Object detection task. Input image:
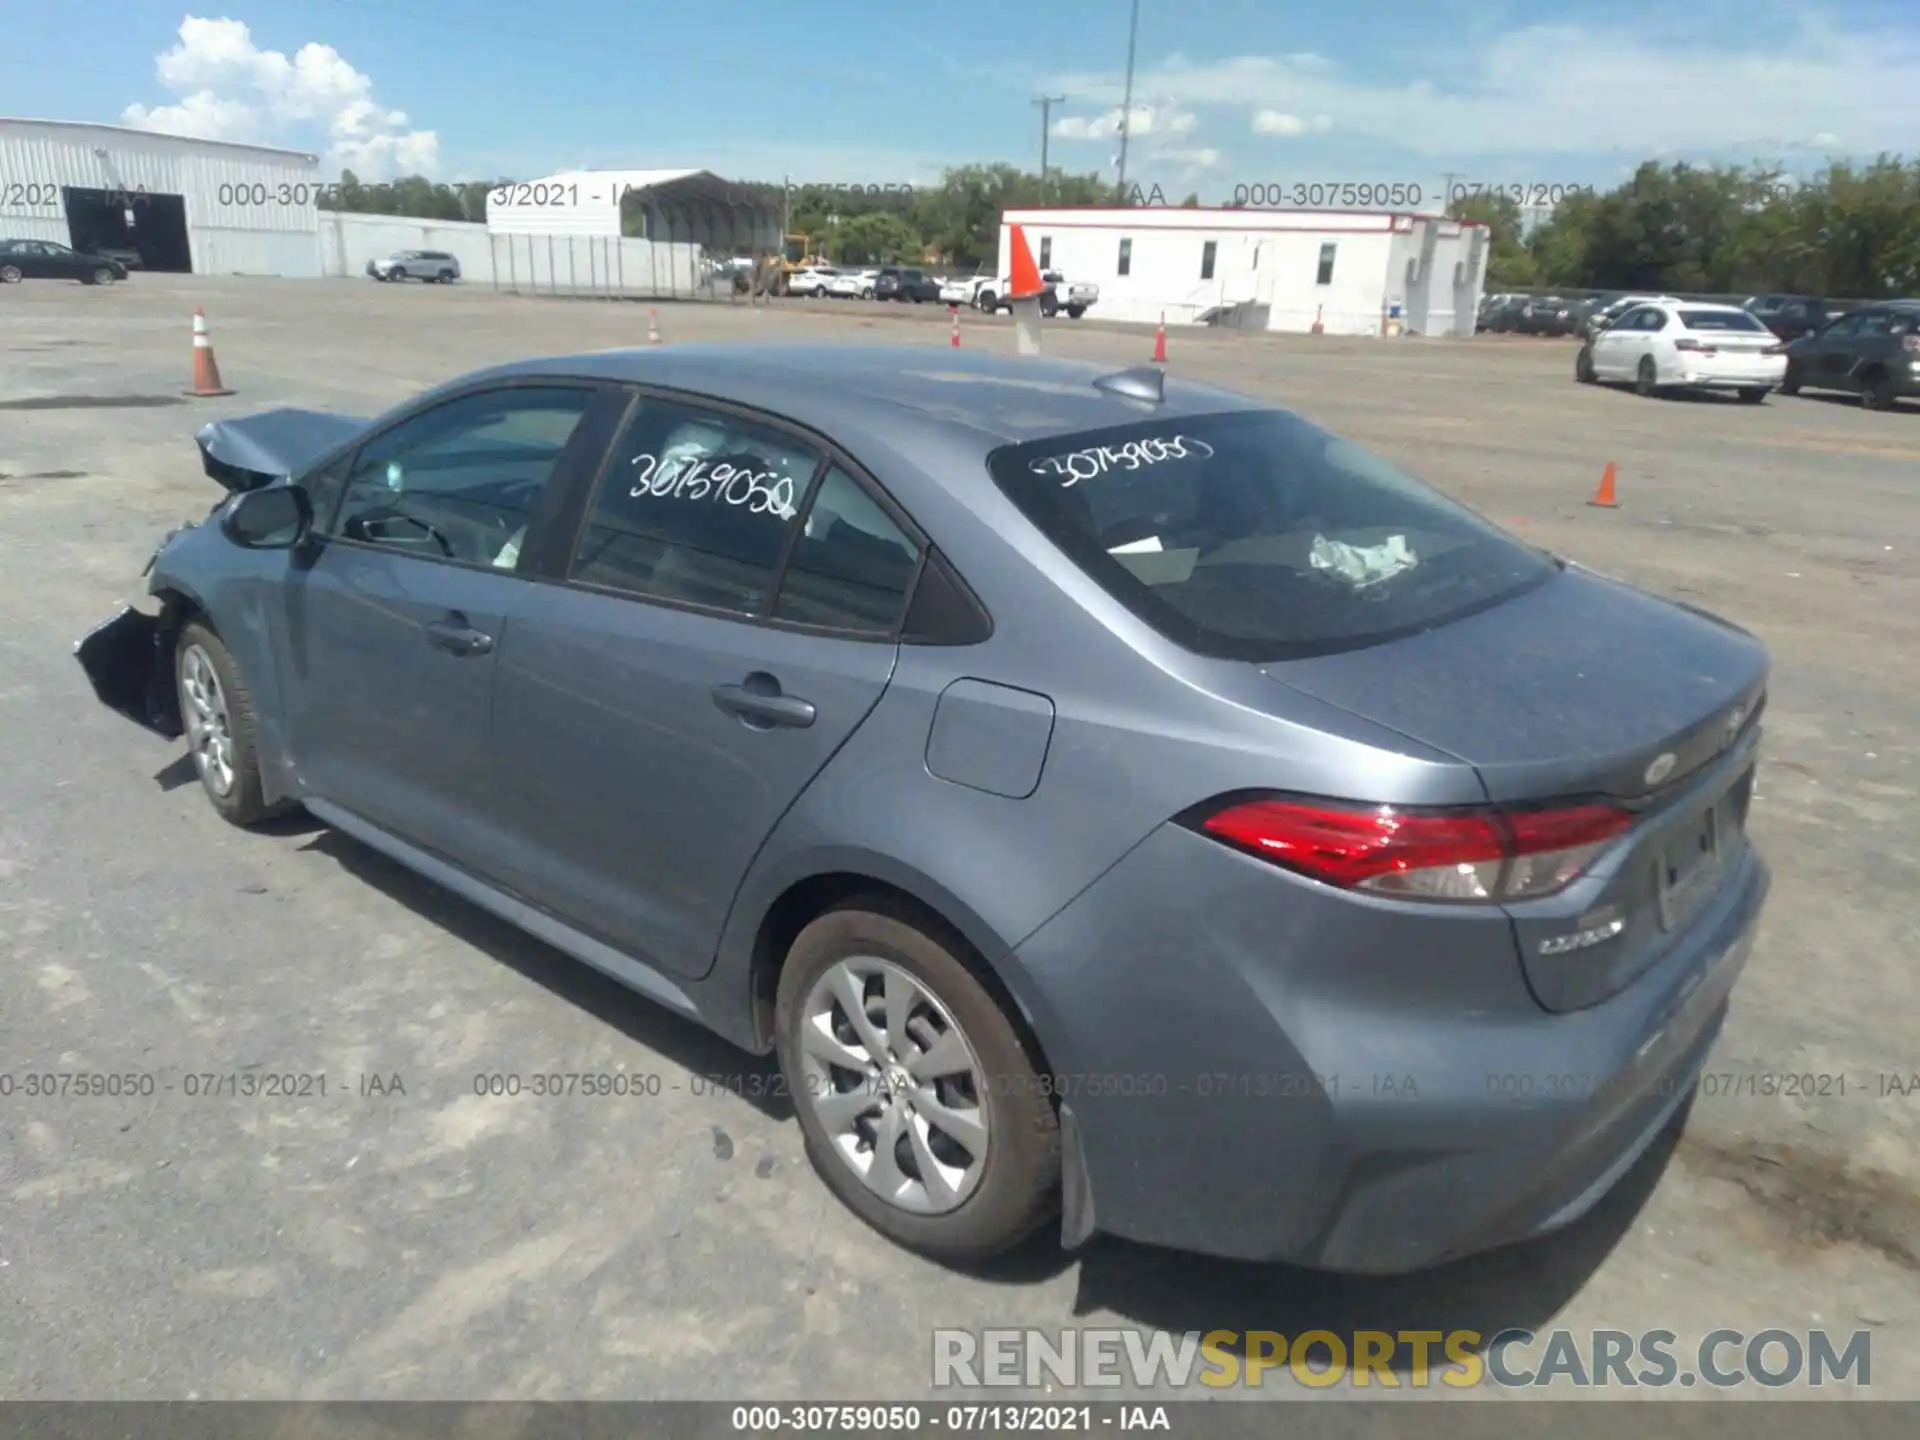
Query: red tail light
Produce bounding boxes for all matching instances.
[1762,344,1786,356]
[1673,338,1716,354]
[1197,797,1633,902]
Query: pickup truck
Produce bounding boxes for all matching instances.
[974,268,1098,318]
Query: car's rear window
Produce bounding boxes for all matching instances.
[1680,309,1767,331]
[986,410,1556,661]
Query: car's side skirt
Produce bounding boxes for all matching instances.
[304,798,704,1020]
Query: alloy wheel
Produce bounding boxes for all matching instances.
[179,644,236,796]
[797,956,990,1215]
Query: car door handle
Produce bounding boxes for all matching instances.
[424,616,493,656]
[712,676,816,728]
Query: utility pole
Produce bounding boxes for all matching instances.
[1439,171,1461,212]
[1116,0,1140,197]
[1034,95,1067,179]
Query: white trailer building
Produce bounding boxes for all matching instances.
[998,207,1491,337]
[0,117,322,276]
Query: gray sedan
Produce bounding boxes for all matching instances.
[77,345,1770,1269]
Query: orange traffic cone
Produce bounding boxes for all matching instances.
[1588,460,1619,508]
[1152,314,1167,363]
[1310,305,1325,336]
[184,306,234,397]
[648,308,663,345]
[950,304,961,348]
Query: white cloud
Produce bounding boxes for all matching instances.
[1051,104,1197,141]
[1046,13,1920,160]
[1251,111,1332,137]
[121,17,439,177]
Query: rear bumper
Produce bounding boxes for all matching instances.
[1008,822,1768,1272]
[1671,358,1787,388]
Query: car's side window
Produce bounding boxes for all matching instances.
[1822,313,1863,338]
[1609,307,1647,331]
[1641,309,1669,331]
[570,399,823,615]
[330,386,596,570]
[1853,311,1893,336]
[774,466,921,632]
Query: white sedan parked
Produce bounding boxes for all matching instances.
[826,269,876,299]
[787,266,838,297]
[1577,300,1787,402]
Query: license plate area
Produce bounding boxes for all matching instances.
[1656,781,1743,930]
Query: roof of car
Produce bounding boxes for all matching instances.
[465,343,1264,447]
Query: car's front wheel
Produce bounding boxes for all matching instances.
[1861,369,1898,411]
[1066,305,1084,319]
[1779,360,1803,395]
[0,264,21,283]
[85,267,116,286]
[1576,345,1596,383]
[1737,387,1769,404]
[176,620,281,826]
[775,903,1061,1263]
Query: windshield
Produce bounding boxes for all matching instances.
[986,410,1556,661]
[1681,309,1767,331]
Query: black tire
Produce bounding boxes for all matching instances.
[976,290,998,312]
[87,267,115,286]
[774,903,1061,1263]
[1576,345,1596,383]
[1779,360,1802,396]
[0,264,21,283]
[174,620,286,827]
[1066,305,1084,319]
[1635,356,1660,398]
[1861,370,1897,410]
[1737,387,1768,404]
[390,267,409,282]
[438,269,456,283]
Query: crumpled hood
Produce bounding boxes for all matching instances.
[197,408,368,491]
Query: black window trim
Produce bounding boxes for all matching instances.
[293,376,624,581]
[545,379,970,645]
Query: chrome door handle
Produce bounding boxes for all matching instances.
[711,675,816,729]
[424,616,493,656]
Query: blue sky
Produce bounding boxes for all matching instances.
[7,1,1919,198]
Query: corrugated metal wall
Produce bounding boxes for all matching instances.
[0,119,323,275]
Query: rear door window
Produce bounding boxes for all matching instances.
[987,410,1555,661]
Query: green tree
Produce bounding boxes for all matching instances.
[1446,190,1536,286]
[826,212,923,264]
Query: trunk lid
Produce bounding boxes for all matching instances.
[1263,565,1768,1010]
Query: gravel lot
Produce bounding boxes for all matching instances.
[2,276,1917,1407]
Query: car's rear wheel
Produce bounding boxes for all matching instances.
[0,264,21,283]
[437,269,455,283]
[1861,369,1897,410]
[1575,345,1596,383]
[1737,387,1768,404]
[1779,360,1803,396]
[1066,305,1084,319]
[1635,356,1660,398]
[775,904,1060,1263]
[175,621,282,826]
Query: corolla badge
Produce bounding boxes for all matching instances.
[1644,752,1678,786]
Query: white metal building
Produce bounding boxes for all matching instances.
[0,117,322,276]
[998,207,1491,337]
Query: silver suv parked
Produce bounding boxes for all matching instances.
[367,250,460,283]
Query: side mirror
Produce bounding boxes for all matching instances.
[221,484,312,549]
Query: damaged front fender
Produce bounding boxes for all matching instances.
[75,602,183,739]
